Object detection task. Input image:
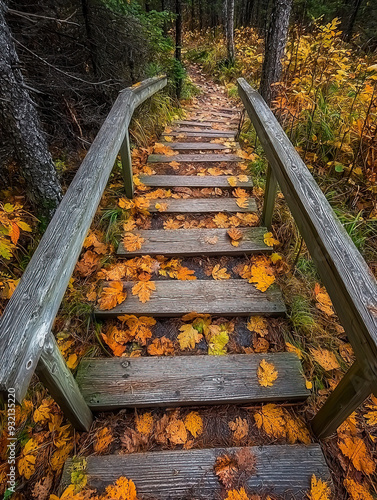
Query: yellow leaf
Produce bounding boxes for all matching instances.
[178,324,203,350]
[184,411,203,438]
[123,232,145,252]
[307,475,332,500]
[227,228,243,242]
[213,213,229,228]
[344,478,374,500]
[229,417,249,441]
[263,232,280,246]
[18,438,38,479]
[249,265,275,292]
[153,142,177,156]
[123,218,136,231]
[33,399,53,424]
[225,488,250,500]
[155,202,169,212]
[236,197,248,208]
[314,283,334,316]
[306,379,313,390]
[257,359,278,387]
[98,281,127,310]
[285,342,302,359]
[270,252,282,263]
[254,404,310,443]
[147,336,174,356]
[212,264,231,280]
[103,476,138,500]
[238,175,249,183]
[208,327,229,355]
[338,436,375,474]
[169,160,180,169]
[177,266,197,280]
[310,348,340,371]
[227,176,238,187]
[94,427,113,454]
[119,198,134,209]
[135,413,154,435]
[66,353,78,369]
[247,316,268,336]
[132,281,156,303]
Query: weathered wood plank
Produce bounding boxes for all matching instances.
[148,153,241,163]
[172,127,236,135]
[160,142,238,150]
[139,175,253,188]
[0,76,167,402]
[95,280,286,318]
[77,353,309,410]
[62,445,331,497]
[174,120,214,127]
[117,227,269,257]
[164,131,236,138]
[147,198,257,213]
[262,164,278,228]
[36,332,93,431]
[238,77,377,390]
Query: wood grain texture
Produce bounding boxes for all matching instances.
[95,279,286,318]
[148,153,241,163]
[164,131,236,138]
[148,198,257,213]
[172,127,236,135]
[36,332,93,431]
[238,77,377,387]
[0,76,167,402]
[139,174,253,188]
[62,445,331,497]
[174,120,214,127]
[160,142,238,150]
[77,353,309,410]
[117,227,269,257]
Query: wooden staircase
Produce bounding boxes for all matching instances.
[63,110,332,497]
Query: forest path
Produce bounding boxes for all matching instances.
[63,66,331,498]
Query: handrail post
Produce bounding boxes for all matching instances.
[261,163,278,229]
[311,360,372,439]
[36,332,93,431]
[120,128,134,199]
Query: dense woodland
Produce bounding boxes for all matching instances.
[1,0,377,499]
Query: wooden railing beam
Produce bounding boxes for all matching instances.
[261,163,278,229]
[311,360,372,439]
[36,332,93,431]
[120,129,134,199]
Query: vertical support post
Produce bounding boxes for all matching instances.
[311,360,372,439]
[120,129,134,199]
[261,163,278,228]
[36,331,93,432]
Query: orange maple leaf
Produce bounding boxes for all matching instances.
[132,281,156,303]
[98,281,127,310]
[123,233,145,252]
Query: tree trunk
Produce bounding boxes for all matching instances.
[259,0,292,106]
[0,1,62,220]
[343,0,363,42]
[175,0,183,99]
[81,0,98,77]
[223,0,235,64]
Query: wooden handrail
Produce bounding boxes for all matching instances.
[0,76,167,421]
[238,77,377,438]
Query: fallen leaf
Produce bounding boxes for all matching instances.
[205,235,219,245]
[224,488,250,500]
[93,427,112,454]
[344,478,373,500]
[212,264,231,280]
[249,265,275,292]
[147,336,175,356]
[310,348,340,371]
[103,476,138,500]
[98,281,127,310]
[178,324,203,350]
[236,197,249,209]
[307,475,332,500]
[213,213,229,228]
[254,404,310,444]
[135,413,154,435]
[214,454,238,489]
[132,281,156,303]
[18,438,38,479]
[247,317,268,336]
[166,418,187,445]
[123,233,145,252]
[155,202,169,212]
[208,327,229,355]
[227,176,238,187]
[314,283,334,316]
[285,342,302,359]
[257,359,278,387]
[229,417,249,441]
[263,232,280,247]
[338,435,375,474]
[184,411,203,438]
[177,266,197,280]
[227,228,243,242]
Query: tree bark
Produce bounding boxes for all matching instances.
[175,0,183,99]
[223,0,235,64]
[0,1,62,219]
[259,0,292,106]
[343,0,363,42]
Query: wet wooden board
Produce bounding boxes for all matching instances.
[160,142,238,150]
[174,120,214,127]
[148,153,241,163]
[139,175,252,188]
[62,445,331,497]
[117,227,268,257]
[164,130,236,138]
[76,353,309,410]
[147,198,257,213]
[94,279,286,318]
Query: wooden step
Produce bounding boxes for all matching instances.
[148,198,257,213]
[62,445,331,497]
[76,353,309,410]
[174,120,214,127]
[160,142,238,151]
[148,153,241,163]
[173,127,236,135]
[164,131,236,138]
[94,280,286,318]
[140,175,253,188]
[117,227,269,257]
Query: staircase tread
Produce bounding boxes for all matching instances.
[94,279,286,318]
[164,131,236,138]
[62,444,331,497]
[117,227,269,257]
[76,352,309,410]
[148,153,241,163]
[159,142,239,150]
[139,174,252,188]
[147,198,257,213]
